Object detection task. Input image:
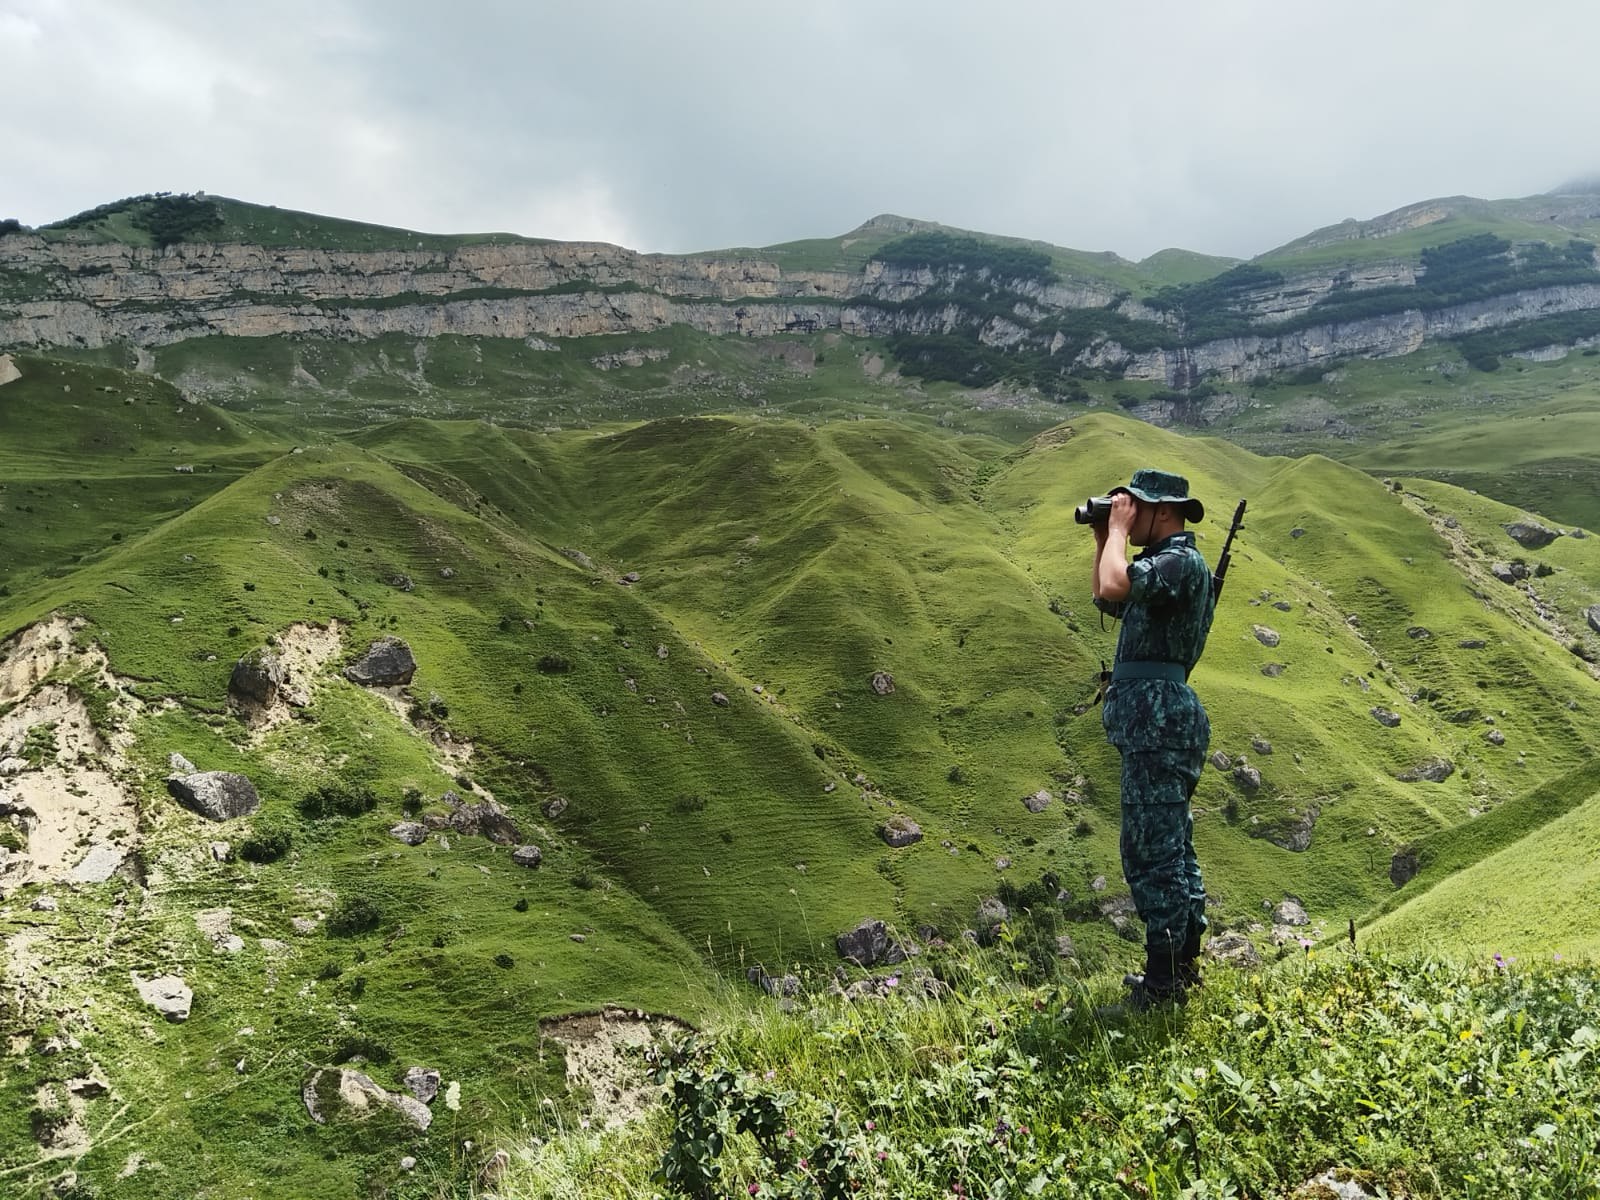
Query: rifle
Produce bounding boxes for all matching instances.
[1212,499,1247,602]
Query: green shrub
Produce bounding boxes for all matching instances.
[327,896,382,936]
[238,819,293,863]
[299,782,378,819]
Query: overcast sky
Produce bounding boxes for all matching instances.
[4,0,1597,261]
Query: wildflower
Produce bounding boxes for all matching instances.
[764,1069,776,1081]
[1459,1028,1476,1041]
[1554,952,1564,963]
[786,1129,796,1140]
[799,1158,809,1170]
[885,974,900,988]
[749,1186,760,1196]
[865,1119,876,1130]
[877,1151,888,1161]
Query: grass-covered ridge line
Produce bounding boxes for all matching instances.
[497,952,1600,1199]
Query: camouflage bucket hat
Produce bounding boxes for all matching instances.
[1111,468,1205,523]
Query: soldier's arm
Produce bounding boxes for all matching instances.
[1094,494,1137,603]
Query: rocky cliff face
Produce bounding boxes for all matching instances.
[3,230,1598,384]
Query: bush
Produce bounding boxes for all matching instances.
[300,782,378,819]
[238,819,293,863]
[327,896,383,936]
[536,654,573,674]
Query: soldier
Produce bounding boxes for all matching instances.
[1091,468,1215,1009]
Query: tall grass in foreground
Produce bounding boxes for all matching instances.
[482,951,1599,1200]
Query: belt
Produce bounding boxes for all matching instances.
[1110,661,1188,684]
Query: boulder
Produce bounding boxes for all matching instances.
[133,973,193,1022]
[1485,728,1506,746]
[1021,789,1052,814]
[879,815,922,848]
[168,752,197,774]
[543,796,569,819]
[229,649,286,707]
[1271,899,1309,927]
[1250,737,1273,755]
[1252,625,1281,648]
[1272,600,1292,612]
[1369,707,1401,728]
[304,1068,432,1132]
[834,918,907,967]
[1458,639,1487,649]
[1054,933,1076,959]
[1290,527,1306,539]
[1098,895,1140,940]
[710,691,730,707]
[1232,764,1262,791]
[511,844,543,868]
[1587,605,1600,636]
[1397,758,1454,783]
[68,843,124,884]
[1390,848,1421,887]
[389,574,414,592]
[388,822,427,846]
[1258,806,1318,853]
[429,794,521,844]
[1405,626,1431,640]
[167,772,261,821]
[1504,521,1559,549]
[1206,931,1262,969]
[1260,663,1287,678]
[343,638,417,686]
[746,967,800,998]
[1209,750,1232,771]
[402,1067,441,1105]
[870,671,896,696]
[1490,561,1528,584]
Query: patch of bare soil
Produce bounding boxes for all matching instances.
[0,618,142,894]
[247,620,346,739]
[541,1008,691,1130]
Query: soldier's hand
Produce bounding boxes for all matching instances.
[1108,492,1138,538]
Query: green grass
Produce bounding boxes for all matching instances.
[493,950,1600,1199]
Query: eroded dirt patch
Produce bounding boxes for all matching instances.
[541,1008,691,1130]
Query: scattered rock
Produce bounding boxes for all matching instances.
[1290,1170,1381,1200]
[303,1068,431,1131]
[1289,527,1306,539]
[1490,561,1528,584]
[1484,728,1506,746]
[1259,805,1318,853]
[879,815,922,848]
[438,567,455,579]
[427,793,521,844]
[132,973,193,1022]
[209,841,232,863]
[402,1067,441,1104]
[1209,751,1232,771]
[31,894,58,912]
[710,691,730,707]
[1098,895,1140,940]
[1260,663,1287,678]
[834,918,907,967]
[1446,708,1478,724]
[1021,789,1052,813]
[1206,931,1262,969]
[168,752,197,774]
[1586,605,1600,636]
[870,671,895,696]
[618,571,641,585]
[343,637,416,686]
[994,856,1011,871]
[1405,626,1431,640]
[1458,638,1487,649]
[1055,933,1076,959]
[167,772,261,821]
[229,649,286,707]
[1504,521,1559,549]
[543,796,569,819]
[67,843,124,884]
[1390,849,1421,887]
[1272,600,1292,612]
[1252,625,1281,648]
[1091,874,1107,892]
[1250,737,1273,755]
[1271,899,1309,927]
[1232,764,1262,791]
[512,844,543,868]
[746,966,800,998]
[389,574,414,592]
[266,514,281,526]
[389,822,428,846]
[1369,707,1401,728]
[1397,757,1454,783]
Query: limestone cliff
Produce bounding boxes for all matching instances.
[4,222,1599,386]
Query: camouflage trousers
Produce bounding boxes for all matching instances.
[1117,747,1207,956]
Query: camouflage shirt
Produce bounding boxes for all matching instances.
[1095,531,1215,751]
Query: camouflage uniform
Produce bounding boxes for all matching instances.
[1096,527,1215,973]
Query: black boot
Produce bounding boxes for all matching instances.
[1117,942,1186,1013]
[1177,926,1204,991]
